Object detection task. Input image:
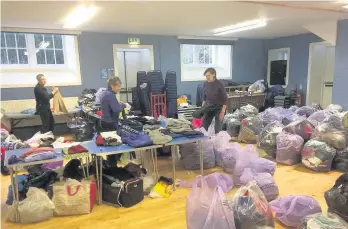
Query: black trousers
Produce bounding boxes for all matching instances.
[38,108,55,133]
[101,121,122,166]
[201,104,223,134]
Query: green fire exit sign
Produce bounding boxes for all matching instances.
[128,37,140,45]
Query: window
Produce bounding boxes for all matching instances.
[267,48,290,87]
[1,32,28,65]
[180,44,232,81]
[1,31,81,88]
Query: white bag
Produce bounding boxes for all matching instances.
[7,187,55,224]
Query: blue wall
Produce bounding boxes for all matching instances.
[263,33,322,97]
[333,19,348,109]
[1,32,265,103]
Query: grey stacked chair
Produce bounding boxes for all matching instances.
[165,71,178,118]
[137,71,151,116]
[147,70,165,95]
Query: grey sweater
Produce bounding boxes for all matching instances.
[203,80,227,105]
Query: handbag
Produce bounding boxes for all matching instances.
[102,175,144,208]
[51,179,96,216]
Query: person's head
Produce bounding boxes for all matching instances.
[204,68,216,82]
[36,74,46,86]
[107,76,122,93]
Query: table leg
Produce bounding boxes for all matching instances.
[99,156,103,205]
[86,156,90,177]
[151,149,157,181]
[80,158,86,178]
[94,157,100,205]
[199,140,203,176]
[10,168,19,222]
[154,148,159,180]
[171,145,176,191]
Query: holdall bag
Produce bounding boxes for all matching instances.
[102,175,144,208]
[51,179,96,216]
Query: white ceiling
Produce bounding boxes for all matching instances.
[1,1,348,39]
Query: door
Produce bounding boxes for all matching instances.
[321,46,335,108]
[117,49,152,102]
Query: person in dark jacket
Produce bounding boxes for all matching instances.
[101,76,126,166]
[34,74,58,133]
[202,68,227,133]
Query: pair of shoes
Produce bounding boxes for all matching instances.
[1,160,10,176]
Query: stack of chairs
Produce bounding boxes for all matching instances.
[136,71,151,116]
[165,71,178,118]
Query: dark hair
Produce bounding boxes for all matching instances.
[204,68,216,79]
[36,74,44,81]
[107,76,122,87]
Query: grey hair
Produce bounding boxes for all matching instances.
[107,76,121,88]
[36,74,44,81]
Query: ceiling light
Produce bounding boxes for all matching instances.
[63,5,98,29]
[343,5,348,8]
[213,19,267,36]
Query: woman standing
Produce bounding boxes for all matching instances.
[201,68,227,134]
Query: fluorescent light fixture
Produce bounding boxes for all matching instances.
[213,19,267,36]
[63,5,98,29]
[343,5,348,8]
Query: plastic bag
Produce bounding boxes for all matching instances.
[249,157,276,175]
[284,119,314,141]
[232,181,275,229]
[7,187,55,223]
[289,105,299,112]
[333,147,348,172]
[222,143,243,173]
[296,106,318,117]
[248,79,266,93]
[298,212,348,229]
[192,118,203,129]
[179,172,233,193]
[325,104,343,113]
[301,139,337,172]
[238,116,264,144]
[308,110,334,127]
[186,176,236,229]
[282,113,306,126]
[269,195,322,227]
[324,173,348,223]
[227,118,241,137]
[240,104,258,118]
[240,168,279,201]
[257,121,284,158]
[312,123,347,150]
[326,112,348,130]
[233,145,259,186]
[276,132,304,165]
[213,131,231,167]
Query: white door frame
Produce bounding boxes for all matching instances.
[306,41,332,105]
[113,44,155,77]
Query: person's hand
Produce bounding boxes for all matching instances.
[219,110,225,121]
[52,87,59,94]
[119,101,124,104]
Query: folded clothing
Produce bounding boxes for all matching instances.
[166,118,193,133]
[120,126,153,148]
[96,135,122,146]
[67,145,88,154]
[100,131,122,142]
[8,150,57,165]
[20,147,54,159]
[145,129,172,144]
[179,130,204,138]
[159,129,183,139]
[120,119,143,132]
[143,124,160,130]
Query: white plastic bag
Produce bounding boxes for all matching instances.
[7,187,55,223]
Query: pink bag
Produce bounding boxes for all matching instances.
[222,143,243,173]
[186,176,236,229]
[213,131,232,167]
[179,172,233,193]
[270,195,322,227]
[192,118,203,129]
[233,145,259,186]
[249,157,276,175]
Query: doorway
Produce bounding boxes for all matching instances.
[306,42,335,107]
[113,44,154,102]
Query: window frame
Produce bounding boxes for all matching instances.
[1,32,30,66]
[267,47,291,88]
[180,44,233,81]
[182,44,214,67]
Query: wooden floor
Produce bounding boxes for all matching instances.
[1,149,343,229]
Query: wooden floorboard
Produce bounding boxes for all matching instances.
[1,153,343,229]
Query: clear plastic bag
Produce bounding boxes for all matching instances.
[257,121,284,158]
[7,187,55,223]
[238,116,264,144]
[240,104,259,118]
[248,79,266,93]
[276,132,304,165]
[227,118,241,137]
[270,195,322,227]
[301,139,337,172]
[332,147,348,172]
[324,173,348,223]
[296,106,318,117]
[312,123,347,150]
[233,145,259,186]
[325,104,343,113]
[282,113,306,126]
[186,176,236,229]
[308,110,334,127]
[232,181,275,229]
[298,212,348,229]
[284,119,314,141]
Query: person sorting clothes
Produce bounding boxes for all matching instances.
[34,74,59,133]
[193,68,227,134]
[100,76,127,166]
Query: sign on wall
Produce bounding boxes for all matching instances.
[128,37,140,45]
[101,68,114,79]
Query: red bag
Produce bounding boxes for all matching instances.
[192,118,203,129]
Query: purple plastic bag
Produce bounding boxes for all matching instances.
[240,168,279,201]
[308,110,334,127]
[186,176,236,229]
[233,145,259,186]
[179,172,233,193]
[42,161,64,171]
[283,119,314,141]
[296,106,318,117]
[213,131,232,167]
[276,132,304,165]
[249,157,276,175]
[270,195,322,227]
[222,143,243,173]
